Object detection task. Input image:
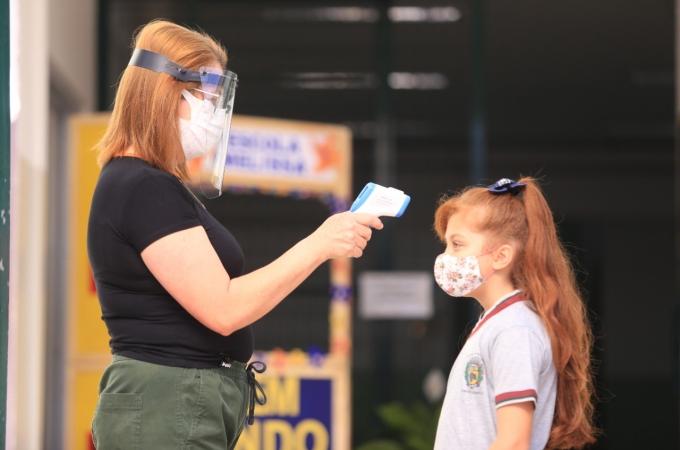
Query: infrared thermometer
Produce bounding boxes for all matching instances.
[350,182,411,218]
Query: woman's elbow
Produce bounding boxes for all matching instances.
[214,312,245,337]
[215,320,237,337]
[210,293,242,336]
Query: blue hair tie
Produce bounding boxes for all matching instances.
[487,178,526,196]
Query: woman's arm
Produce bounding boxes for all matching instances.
[488,403,534,450]
[141,212,383,336]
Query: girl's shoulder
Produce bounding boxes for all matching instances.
[503,300,545,329]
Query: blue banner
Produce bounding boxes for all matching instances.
[236,377,333,450]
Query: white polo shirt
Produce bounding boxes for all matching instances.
[434,290,557,450]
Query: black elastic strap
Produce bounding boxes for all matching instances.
[128,48,202,83]
[245,361,267,425]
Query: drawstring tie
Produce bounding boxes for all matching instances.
[245,361,267,425]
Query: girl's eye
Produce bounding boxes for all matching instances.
[451,241,462,248]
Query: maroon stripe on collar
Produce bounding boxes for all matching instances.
[469,292,526,338]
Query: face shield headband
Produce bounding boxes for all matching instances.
[128,48,238,198]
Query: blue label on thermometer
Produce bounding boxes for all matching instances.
[350,182,411,217]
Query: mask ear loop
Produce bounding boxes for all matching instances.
[478,241,518,287]
[181,89,202,109]
[181,89,221,123]
[476,247,500,283]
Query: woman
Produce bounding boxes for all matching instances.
[432,177,596,449]
[87,20,383,450]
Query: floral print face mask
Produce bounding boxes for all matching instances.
[433,253,485,297]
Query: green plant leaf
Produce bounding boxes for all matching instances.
[358,401,442,450]
[355,439,405,450]
[377,403,421,436]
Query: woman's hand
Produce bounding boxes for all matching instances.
[311,212,384,260]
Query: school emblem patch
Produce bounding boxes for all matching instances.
[464,355,484,389]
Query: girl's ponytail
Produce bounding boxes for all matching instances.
[516,177,597,449]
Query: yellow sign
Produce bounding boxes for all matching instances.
[66,114,111,450]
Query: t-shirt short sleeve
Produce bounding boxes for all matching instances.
[121,174,202,252]
[489,326,545,409]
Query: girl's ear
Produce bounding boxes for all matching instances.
[491,243,516,271]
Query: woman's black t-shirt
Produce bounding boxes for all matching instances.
[87,156,253,367]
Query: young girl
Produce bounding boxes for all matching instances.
[432,177,596,450]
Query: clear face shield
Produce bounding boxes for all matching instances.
[189,69,237,198]
[128,48,238,198]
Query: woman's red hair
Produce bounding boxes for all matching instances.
[96,20,227,180]
[434,177,596,449]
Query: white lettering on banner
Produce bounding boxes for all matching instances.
[225,129,339,181]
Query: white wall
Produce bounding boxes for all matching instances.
[7,0,96,448]
[48,0,97,111]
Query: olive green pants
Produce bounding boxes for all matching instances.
[92,355,250,450]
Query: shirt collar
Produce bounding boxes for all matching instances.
[479,289,522,321]
[468,290,524,338]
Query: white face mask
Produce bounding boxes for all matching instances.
[433,253,485,297]
[179,89,227,160]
